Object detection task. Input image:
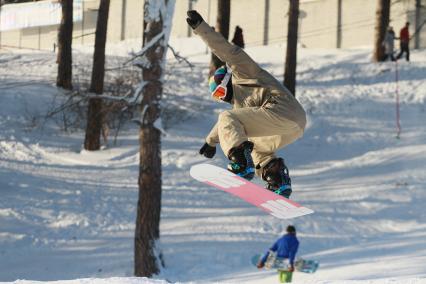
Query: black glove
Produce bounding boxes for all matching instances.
[199,142,216,159]
[186,10,204,29]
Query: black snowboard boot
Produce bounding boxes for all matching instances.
[262,158,292,198]
[227,141,255,180]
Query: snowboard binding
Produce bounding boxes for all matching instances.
[262,158,292,198]
[227,141,255,180]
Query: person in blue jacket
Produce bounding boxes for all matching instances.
[257,225,299,271]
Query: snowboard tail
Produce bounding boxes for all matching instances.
[295,258,319,273]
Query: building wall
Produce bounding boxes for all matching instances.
[0,0,425,51]
[339,0,375,48]
[107,0,124,42]
[1,29,20,48]
[171,0,218,39]
[39,25,57,50]
[172,0,425,49]
[123,0,144,40]
[299,0,338,48]
[230,0,268,45]
[267,0,287,45]
[77,0,99,46]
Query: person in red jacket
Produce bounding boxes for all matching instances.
[397,22,410,61]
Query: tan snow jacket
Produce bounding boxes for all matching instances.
[194,21,306,170]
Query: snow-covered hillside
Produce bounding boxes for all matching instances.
[0,38,426,284]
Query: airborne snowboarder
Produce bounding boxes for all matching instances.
[187,10,306,198]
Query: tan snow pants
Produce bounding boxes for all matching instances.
[217,106,304,176]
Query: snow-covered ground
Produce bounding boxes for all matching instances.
[0,37,426,284]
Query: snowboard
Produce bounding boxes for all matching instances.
[190,163,314,220]
[295,258,319,274]
[251,253,319,273]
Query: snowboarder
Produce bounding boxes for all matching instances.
[396,22,410,61]
[186,10,306,198]
[382,26,396,62]
[257,225,299,272]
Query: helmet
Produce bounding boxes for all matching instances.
[209,66,228,93]
[209,66,232,101]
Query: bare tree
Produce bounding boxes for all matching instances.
[209,0,230,77]
[84,0,110,150]
[263,0,270,45]
[134,0,175,277]
[57,0,73,90]
[373,0,391,62]
[284,0,299,96]
[414,0,421,49]
[337,0,342,48]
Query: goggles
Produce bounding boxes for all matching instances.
[211,71,232,101]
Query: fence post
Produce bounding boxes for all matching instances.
[395,60,401,139]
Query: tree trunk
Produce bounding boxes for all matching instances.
[284,0,299,96]
[373,0,391,62]
[84,0,110,151]
[336,0,342,48]
[263,0,270,45]
[134,0,172,277]
[415,0,421,49]
[56,0,73,90]
[209,0,230,77]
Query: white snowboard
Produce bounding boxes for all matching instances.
[190,163,314,219]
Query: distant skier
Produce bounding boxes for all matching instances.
[187,10,306,198]
[397,22,410,61]
[382,26,396,62]
[231,25,245,49]
[257,225,299,272]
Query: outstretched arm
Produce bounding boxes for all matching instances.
[187,11,262,79]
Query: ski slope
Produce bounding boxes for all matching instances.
[0,38,425,284]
